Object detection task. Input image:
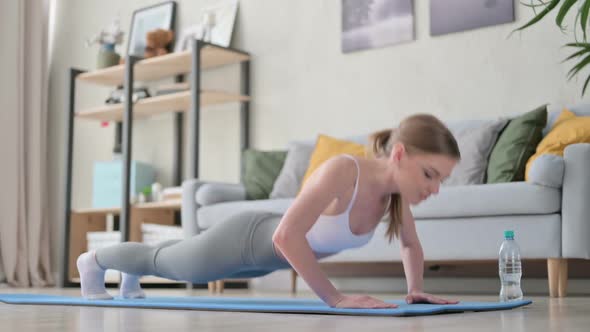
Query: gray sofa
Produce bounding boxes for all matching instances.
[181,103,590,297]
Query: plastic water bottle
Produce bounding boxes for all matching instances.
[499,230,523,302]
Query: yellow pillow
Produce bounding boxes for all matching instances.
[300,134,367,190]
[551,108,576,129]
[525,109,590,180]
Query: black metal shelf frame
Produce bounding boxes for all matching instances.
[60,39,250,287]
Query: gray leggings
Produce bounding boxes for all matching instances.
[95,211,292,283]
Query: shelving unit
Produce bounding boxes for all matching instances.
[61,40,250,287]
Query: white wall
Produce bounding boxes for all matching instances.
[48,1,587,286]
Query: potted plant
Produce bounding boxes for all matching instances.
[515,0,590,95]
[85,18,124,69]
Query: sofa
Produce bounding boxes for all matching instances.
[181,103,590,297]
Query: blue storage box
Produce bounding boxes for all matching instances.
[92,160,156,208]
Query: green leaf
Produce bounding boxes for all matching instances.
[521,0,553,9]
[581,0,590,40]
[556,0,578,29]
[564,42,590,47]
[574,9,582,41]
[582,73,590,96]
[563,47,590,63]
[512,0,561,33]
[567,53,590,80]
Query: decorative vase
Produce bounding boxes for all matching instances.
[96,44,120,69]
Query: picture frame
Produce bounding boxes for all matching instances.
[173,25,203,53]
[126,1,177,57]
[430,0,515,36]
[341,0,415,54]
[202,0,238,47]
[173,0,238,52]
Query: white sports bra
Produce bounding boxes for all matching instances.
[305,154,376,253]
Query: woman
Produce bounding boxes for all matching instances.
[77,113,461,309]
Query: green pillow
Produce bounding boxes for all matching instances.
[486,105,547,183]
[242,149,288,200]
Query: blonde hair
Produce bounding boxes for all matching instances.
[370,114,460,242]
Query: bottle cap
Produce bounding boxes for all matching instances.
[504,230,514,239]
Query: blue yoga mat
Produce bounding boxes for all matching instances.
[0,294,532,316]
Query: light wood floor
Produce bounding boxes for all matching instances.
[0,287,588,331]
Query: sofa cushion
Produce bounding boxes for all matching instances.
[444,118,507,186]
[486,105,547,183]
[410,182,560,219]
[269,142,315,199]
[321,214,560,261]
[242,149,287,200]
[198,182,559,230]
[197,198,294,230]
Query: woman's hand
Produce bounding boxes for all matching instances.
[405,292,459,305]
[331,294,398,309]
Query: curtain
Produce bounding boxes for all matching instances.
[0,0,54,287]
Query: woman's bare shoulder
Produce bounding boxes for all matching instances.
[301,155,358,195]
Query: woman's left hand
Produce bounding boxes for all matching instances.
[405,292,459,305]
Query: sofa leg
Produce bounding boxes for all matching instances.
[558,259,568,298]
[217,280,225,293]
[291,269,297,294]
[208,281,217,293]
[547,258,568,298]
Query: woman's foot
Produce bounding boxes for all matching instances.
[76,251,113,300]
[120,273,145,299]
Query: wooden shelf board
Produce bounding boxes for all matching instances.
[134,199,182,210]
[71,207,120,215]
[77,46,250,86]
[76,90,249,122]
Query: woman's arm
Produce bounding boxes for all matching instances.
[273,156,396,308]
[272,156,354,306]
[399,202,424,294]
[399,202,458,304]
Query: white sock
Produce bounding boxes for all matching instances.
[76,251,113,300]
[120,273,145,299]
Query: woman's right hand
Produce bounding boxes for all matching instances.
[331,294,398,309]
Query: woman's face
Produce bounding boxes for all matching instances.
[390,144,458,205]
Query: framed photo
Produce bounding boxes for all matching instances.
[127,1,177,57]
[173,25,203,53]
[173,0,238,52]
[430,0,514,36]
[342,0,415,53]
[203,0,238,47]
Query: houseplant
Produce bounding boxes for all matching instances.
[515,0,590,95]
